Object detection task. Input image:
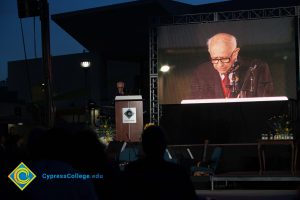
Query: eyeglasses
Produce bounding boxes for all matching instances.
[211,57,230,64]
[210,49,236,64]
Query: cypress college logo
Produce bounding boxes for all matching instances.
[8,162,36,191]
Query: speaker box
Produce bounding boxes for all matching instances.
[17,0,40,18]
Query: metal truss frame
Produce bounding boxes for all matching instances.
[149,25,159,124]
[149,6,300,124]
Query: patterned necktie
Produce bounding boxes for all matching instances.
[222,74,230,98]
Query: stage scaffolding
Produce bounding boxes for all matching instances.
[149,6,300,124]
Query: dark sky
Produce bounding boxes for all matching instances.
[0,0,226,81]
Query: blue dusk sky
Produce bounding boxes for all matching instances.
[0,0,226,81]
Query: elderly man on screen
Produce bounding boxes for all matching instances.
[190,32,274,99]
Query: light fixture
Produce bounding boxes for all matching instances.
[160,65,170,72]
[80,61,91,68]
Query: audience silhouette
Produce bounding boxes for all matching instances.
[25,126,99,200]
[123,125,198,200]
[1,124,200,200]
[70,128,121,200]
[0,126,27,200]
[1,122,299,200]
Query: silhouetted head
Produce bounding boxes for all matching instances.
[72,128,108,173]
[27,126,48,159]
[142,125,167,158]
[38,127,75,162]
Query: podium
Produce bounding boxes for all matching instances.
[115,95,143,142]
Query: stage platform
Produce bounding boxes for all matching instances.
[191,171,300,190]
[195,189,298,200]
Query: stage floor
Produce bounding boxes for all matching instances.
[191,171,300,190]
[195,189,298,200]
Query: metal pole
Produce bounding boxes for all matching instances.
[84,67,91,125]
[84,68,88,96]
[40,0,55,127]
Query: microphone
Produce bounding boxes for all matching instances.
[231,60,240,95]
[233,60,240,71]
[249,64,257,93]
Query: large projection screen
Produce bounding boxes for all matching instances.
[158,17,297,104]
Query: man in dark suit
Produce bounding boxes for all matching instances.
[190,33,274,99]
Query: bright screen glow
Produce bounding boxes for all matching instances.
[158,17,297,104]
[181,96,288,104]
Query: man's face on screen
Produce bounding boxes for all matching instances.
[209,43,238,74]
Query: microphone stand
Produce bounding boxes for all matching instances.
[230,61,239,97]
[239,64,257,97]
[249,66,256,93]
[231,71,238,96]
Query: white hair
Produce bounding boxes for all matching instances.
[207,33,237,53]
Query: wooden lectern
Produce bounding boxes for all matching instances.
[115,95,143,142]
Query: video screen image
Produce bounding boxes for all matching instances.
[157,17,297,104]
